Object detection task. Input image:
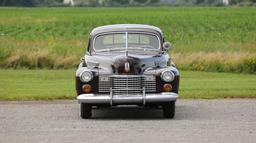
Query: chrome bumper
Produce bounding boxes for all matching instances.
[77,92,178,105]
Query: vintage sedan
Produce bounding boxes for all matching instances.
[76,24,179,118]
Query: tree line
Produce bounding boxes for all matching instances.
[0,0,63,6]
[0,0,255,6]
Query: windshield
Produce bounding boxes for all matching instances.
[94,33,160,51]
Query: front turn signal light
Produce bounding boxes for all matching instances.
[163,84,172,92]
[82,84,92,93]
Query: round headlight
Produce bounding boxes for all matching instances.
[80,71,93,82]
[161,70,175,82]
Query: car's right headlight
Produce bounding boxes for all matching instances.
[79,71,93,82]
[161,70,175,82]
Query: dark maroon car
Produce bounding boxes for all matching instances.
[76,24,179,118]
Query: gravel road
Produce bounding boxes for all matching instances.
[0,99,255,143]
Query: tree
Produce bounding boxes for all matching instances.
[150,0,160,3]
[134,0,148,3]
[111,0,130,5]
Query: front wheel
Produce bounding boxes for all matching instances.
[162,101,175,118]
[80,103,92,119]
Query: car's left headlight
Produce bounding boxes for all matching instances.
[80,71,93,82]
[161,70,175,82]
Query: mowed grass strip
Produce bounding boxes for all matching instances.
[0,70,255,100]
[0,70,75,100]
[180,71,256,99]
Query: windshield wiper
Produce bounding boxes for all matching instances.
[95,47,125,52]
[128,46,159,51]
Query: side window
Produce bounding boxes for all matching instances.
[102,35,113,45]
[128,34,139,43]
[95,34,126,50]
[127,34,150,44]
[140,35,150,44]
[101,34,126,45]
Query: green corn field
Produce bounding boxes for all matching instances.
[0,7,255,73]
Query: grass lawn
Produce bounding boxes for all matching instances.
[0,70,255,100]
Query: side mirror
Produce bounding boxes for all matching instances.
[80,57,85,62]
[163,42,173,51]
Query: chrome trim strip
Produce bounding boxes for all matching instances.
[110,75,142,78]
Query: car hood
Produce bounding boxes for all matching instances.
[85,52,169,74]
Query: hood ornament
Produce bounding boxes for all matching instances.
[125,62,130,72]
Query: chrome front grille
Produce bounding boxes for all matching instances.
[112,76,142,95]
[99,75,156,95]
[142,76,156,92]
[98,76,111,93]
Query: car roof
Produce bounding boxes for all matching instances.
[90,24,163,36]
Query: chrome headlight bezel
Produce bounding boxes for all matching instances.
[79,71,93,82]
[161,70,175,82]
